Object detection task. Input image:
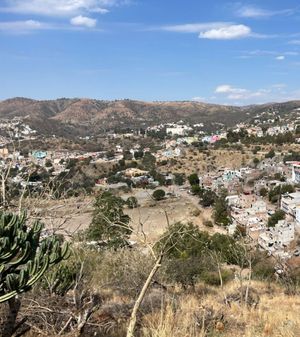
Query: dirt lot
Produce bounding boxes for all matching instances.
[23,188,225,242]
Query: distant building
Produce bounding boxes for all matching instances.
[166,124,192,136]
[32,151,47,160]
[281,192,300,216]
[291,163,300,184]
[258,220,295,254]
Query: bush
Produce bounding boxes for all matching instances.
[152,189,166,201]
[188,173,199,186]
[259,187,268,197]
[253,260,275,280]
[126,196,138,209]
[202,269,234,286]
[203,220,213,228]
[174,173,185,186]
[265,149,275,159]
[268,209,285,227]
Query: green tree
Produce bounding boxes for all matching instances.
[87,192,132,248]
[268,184,295,203]
[268,210,285,227]
[188,173,199,186]
[157,222,210,259]
[134,151,144,160]
[259,187,268,197]
[253,157,260,167]
[126,196,138,209]
[174,173,185,186]
[265,149,275,159]
[213,193,231,226]
[200,189,216,207]
[141,152,156,170]
[152,189,166,201]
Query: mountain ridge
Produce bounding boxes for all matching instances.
[0,97,299,137]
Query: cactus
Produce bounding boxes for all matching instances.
[0,210,70,303]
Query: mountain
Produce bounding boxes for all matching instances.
[0,97,299,137]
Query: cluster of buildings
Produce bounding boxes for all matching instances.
[0,118,37,140]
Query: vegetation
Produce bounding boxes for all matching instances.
[188,173,199,186]
[152,189,166,201]
[268,184,295,203]
[0,211,69,336]
[213,192,231,226]
[126,196,138,209]
[268,210,286,227]
[174,173,185,186]
[86,191,132,248]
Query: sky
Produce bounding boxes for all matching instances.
[1,0,300,105]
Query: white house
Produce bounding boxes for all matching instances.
[258,220,295,254]
[281,192,300,216]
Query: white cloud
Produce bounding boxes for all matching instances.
[161,22,233,33]
[240,50,299,59]
[1,0,124,17]
[235,5,294,18]
[199,24,251,40]
[215,85,247,94]
[215,84,269,101]
[192,96,206,102]
[289,40,300,45]
[70,15,96,28]
[161,22,254,40]
[0,19,51,33]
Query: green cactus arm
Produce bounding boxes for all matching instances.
[0,290,18,303]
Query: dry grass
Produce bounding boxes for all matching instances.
[159,149,257,176]
[140,281,300,337]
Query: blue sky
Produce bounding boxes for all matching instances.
[1,0,300,105]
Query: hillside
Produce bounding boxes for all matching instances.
[0,97,300,137]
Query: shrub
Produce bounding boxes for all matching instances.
[202,269,233,286]
[126,196,138,209]
[203,220,213,228]
[188,173,199,186]
[268,210,285,227]
[152,189,166,201]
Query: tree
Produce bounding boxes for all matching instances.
[253,157,260,167]
[268,184,295,203]
[259,187,268,197]
[191,184,201,195]
[45,159,53,168]
[141,152,156,170]
[134,151,144,160]
[126,196,138,209]
[200,189,216,207]
[87,192,132,248]
[0,211,69,337]
[268,210,285,227]
[174,173,185,186]
[188,173,199,186]
[157,222,234,289]
[213,193,231,226]
[265,149,275,159]
[152,189,165,201]
[157,222,210,259]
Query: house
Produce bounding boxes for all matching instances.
[32,151,47,160]
[281,192,300,216]
[258,220,295,255]
[166,124,192,136]
[291,162,300,184]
